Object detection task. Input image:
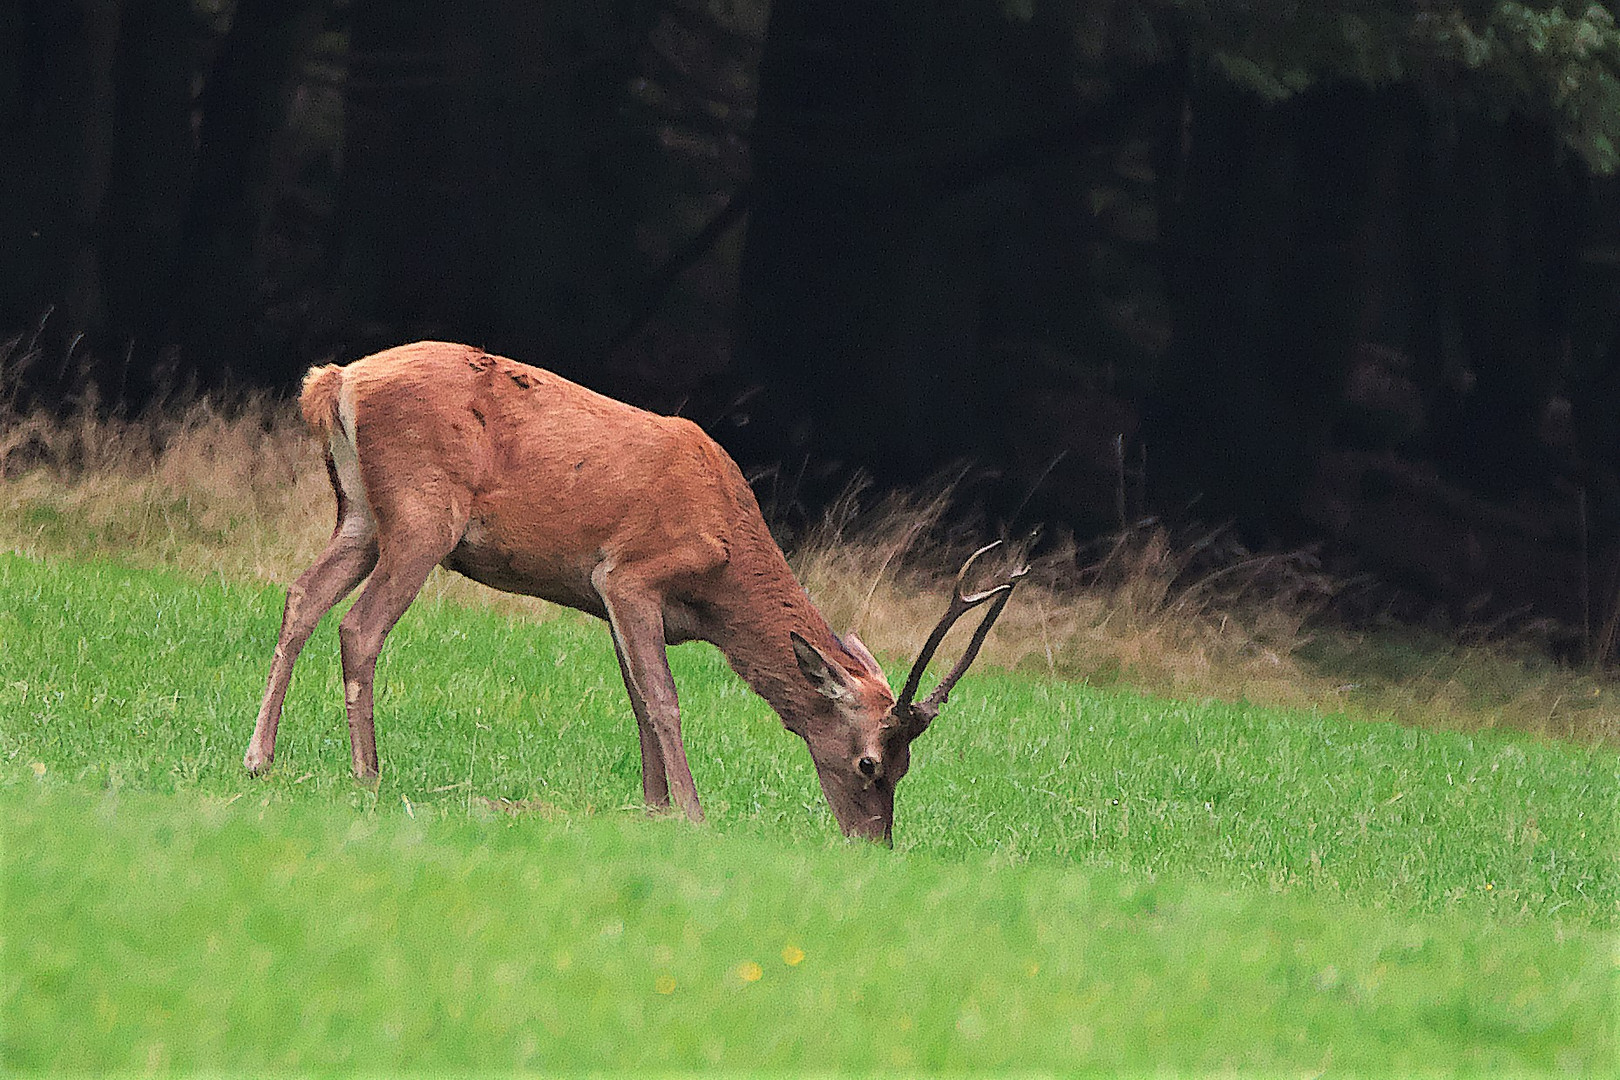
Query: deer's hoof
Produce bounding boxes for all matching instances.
[243,748,273,776]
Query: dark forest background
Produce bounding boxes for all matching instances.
[7,0,1620,650]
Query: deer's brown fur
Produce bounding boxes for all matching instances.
[246,341,1020,842]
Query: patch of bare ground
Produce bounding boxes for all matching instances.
[3,386,1614,743]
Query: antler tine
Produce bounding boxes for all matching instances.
[895,542,1002,707]
[895,541,1028,712]
[916,561,1028,715]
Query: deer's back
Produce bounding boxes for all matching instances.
[338,342,747,611]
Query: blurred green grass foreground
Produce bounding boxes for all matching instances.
[2,553,1616,1073]
[6,781,1614,1074]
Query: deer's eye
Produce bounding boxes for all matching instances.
[857,756,879,778]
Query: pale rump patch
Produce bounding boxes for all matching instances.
[331,375,376,539]
[336,370,360,442]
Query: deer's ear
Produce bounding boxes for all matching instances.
[840,631,884,678]
[791,632,855,702]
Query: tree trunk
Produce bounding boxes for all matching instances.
[332,0,657,377]
[165,0,327,388]
[1146,82,1395,541]
[1442,115,1568,496]
[96,0,198,398]
[740,0,1074,491]
[0,0,123,353]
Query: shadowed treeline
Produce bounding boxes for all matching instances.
[7,0,1620,642]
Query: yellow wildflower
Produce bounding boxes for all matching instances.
[781,945,805,966]
[737,960,763,982]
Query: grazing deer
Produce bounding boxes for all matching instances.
[244,341,1024,843]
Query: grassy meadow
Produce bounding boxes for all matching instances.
[2,396,1618,1073]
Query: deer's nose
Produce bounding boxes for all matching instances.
[857,755,879,779]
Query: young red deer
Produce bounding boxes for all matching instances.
[244,341,1024,843]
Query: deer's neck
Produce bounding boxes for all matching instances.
[704,526,839,730]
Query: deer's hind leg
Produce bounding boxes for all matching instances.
[336,499,469,781]
[246,458,379,775]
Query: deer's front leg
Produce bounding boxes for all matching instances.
[593,566,704,823]
[612,647,672,810]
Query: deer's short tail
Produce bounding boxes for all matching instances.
[299,362,373,535]
[299,364,346,441]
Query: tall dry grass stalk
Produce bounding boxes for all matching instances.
[790,483,1334,712]
[3,388,1615,742]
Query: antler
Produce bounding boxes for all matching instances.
[892,541,1029,730]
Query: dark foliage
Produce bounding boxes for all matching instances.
[6,0,1620,645]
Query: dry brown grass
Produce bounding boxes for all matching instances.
[3,391,1615,742]
[789,484,1325,706]
[2,392,326,580]
[0,392,553,618]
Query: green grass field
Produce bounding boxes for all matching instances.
[3,551,1618,1073]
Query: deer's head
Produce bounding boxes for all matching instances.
[790,542,1027,845]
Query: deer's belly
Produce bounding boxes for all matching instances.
[441,516,608,619]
